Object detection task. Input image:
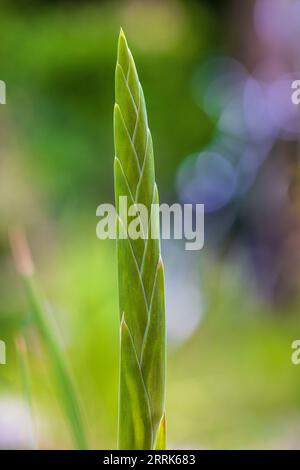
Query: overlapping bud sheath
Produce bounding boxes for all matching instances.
[114,30,166,450]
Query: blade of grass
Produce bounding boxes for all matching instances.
[10,229,88,450]
[154,413,166,450]
[114,29,167,450]
[15,334,37,449]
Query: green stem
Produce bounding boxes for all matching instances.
[23,275,88,449]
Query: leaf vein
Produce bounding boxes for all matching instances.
[117,62,139,113]
[117,105,142,173]
[118,216,149,312]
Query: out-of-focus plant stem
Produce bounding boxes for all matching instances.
[10,230,88,450]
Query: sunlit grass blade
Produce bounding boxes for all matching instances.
[114,29,166,450]
[15,333,37,449]
[154,413,166,450]
[10,230,88,450]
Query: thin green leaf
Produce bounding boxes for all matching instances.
[114,29,166,450]
[154,413,167,450]
[23,276,88,449]
[10,230,88,450]
[15,334,37,449]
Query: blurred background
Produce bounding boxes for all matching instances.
[1,0,300,449]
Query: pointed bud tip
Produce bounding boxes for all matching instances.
[117,28,130,73]
[120,313,129,335]
[118,27,128,50]
[120,312,126,327]
[114,156,122,174]
[158,255,164,270]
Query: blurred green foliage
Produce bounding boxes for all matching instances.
[0,0,300,450]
